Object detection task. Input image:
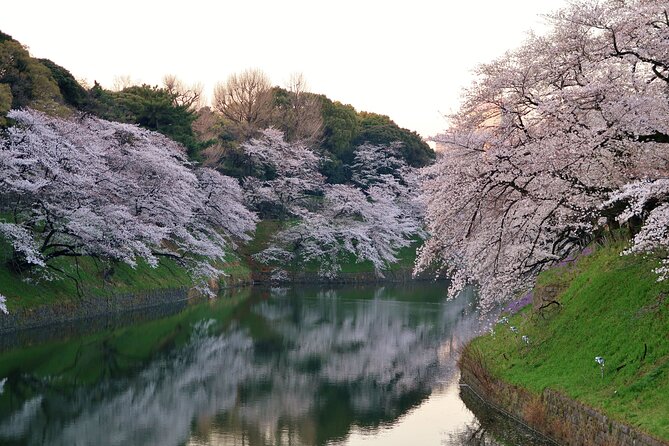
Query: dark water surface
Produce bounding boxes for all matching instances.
[0,283,552,445]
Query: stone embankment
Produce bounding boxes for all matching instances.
[0,288,191,336]
[459,345,669,446]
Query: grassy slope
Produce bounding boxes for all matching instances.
[0,237,251,312]
[473,241,669,439]
[0,217,417,311]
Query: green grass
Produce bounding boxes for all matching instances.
[474,241,669,439]
[0,237,251,312]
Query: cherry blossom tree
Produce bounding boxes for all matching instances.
[606,179,669,280]
[251,138,425,279]
[240,128,324,219]
[417,0,669,311]
[0,109,257,300]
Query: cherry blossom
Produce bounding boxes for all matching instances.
[417,0,669,310]
[606,179,669,280]
[251,137,425,279]
[0,109,257,299]
[240,128,323,218]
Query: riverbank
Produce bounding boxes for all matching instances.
[0,235,253,312]
[460,240,669,445]
[0,234,255,335]
[0,221,426,335]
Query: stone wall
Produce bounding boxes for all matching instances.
[0,288,192,337]
[460,346,669,446]
[543,389,668,446]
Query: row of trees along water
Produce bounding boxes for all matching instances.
[416,0,669,312]
[0,31,432,313]
[2,0,669,316]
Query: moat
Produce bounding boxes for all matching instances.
[0,283,553,445]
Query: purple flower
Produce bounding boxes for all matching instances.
[504,291,533,315]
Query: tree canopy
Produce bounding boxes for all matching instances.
[0,109,256,301]
[0,32,67,116]
[243,130,425,280]
[417,0,669,311]
[90,83,204,159]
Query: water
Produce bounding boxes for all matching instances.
[0,283,552,446]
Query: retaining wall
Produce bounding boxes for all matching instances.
[0,288,192,336]
[460,347,669,446]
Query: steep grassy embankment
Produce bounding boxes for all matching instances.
[472,240,669,440]
[0,237,252,313]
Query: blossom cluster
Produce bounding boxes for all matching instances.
[417,0,669,310]
[0,109,257,300]
[244,130,425,279]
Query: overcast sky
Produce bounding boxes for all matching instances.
[2,0,569,137]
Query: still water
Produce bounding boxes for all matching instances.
[0,283,552,446]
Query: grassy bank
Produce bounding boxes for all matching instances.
[0,237,252,312]
[0,218,420,313]
[472,240,669,439]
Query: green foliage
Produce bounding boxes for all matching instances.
[0,31,13,44]
[38,58,89,109]
[0,83,10,125]
[320,158,351,184]
[355,112,435,167]
[272,86,291,109]
[0,32,67,116]
[474,242,669,439]
[316,99,434,183]
[90,83,204,159]
[204,80,434,182]
[357,111,393,127]
[321,97,359,163]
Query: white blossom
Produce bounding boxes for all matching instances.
[0,294,7,315]
[417,0,669,311]
[0,109,257,300]
[247,136,426,279]
[240,128,323,218]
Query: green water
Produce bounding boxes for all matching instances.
[0,283,552,445]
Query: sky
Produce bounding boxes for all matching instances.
[2,0,569,138]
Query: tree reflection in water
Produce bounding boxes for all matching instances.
[445,421,500,446]
[444,386,558,446]
[0,284,490,446]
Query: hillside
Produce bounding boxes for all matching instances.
[0,31,433,313]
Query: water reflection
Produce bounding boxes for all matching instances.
[444,386,558,446]
[0,284,497,446]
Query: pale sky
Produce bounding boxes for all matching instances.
[2,0,569,137]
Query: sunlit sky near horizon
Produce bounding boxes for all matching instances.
[2,0,569,138]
